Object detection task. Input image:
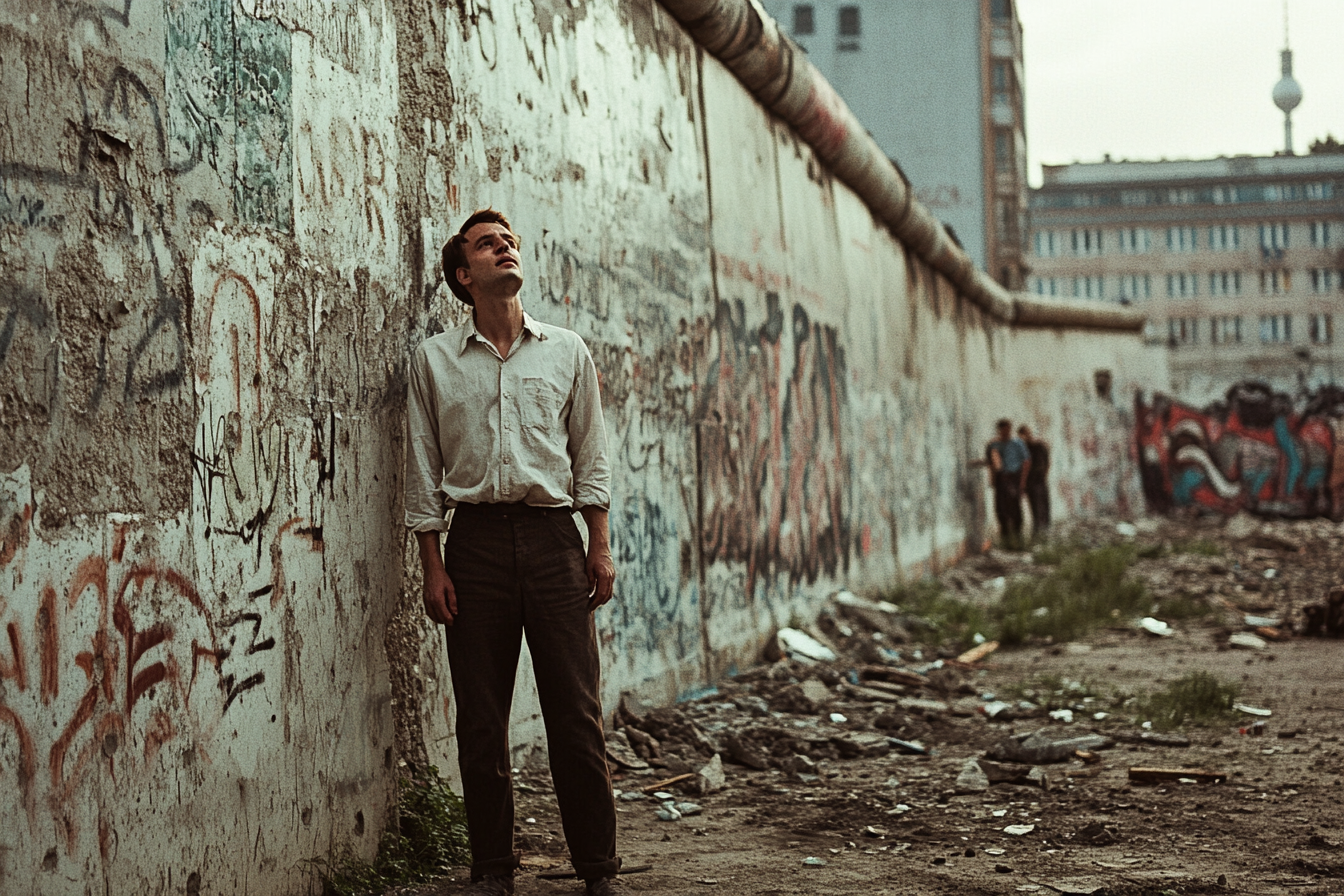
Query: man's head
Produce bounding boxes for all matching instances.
[1017,425,1033,441]
[996,418,1012,439]
[441,208,522,306]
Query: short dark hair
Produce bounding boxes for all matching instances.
[441,208,518,306]
[996,418,1011,430]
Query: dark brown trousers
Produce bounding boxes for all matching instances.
[443,502,619,882]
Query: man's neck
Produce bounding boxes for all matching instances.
[472,292,526,359]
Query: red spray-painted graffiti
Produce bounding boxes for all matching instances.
[693,294,850,594]
[1136,382,1344,520]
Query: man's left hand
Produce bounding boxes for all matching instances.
[586,548,616,611]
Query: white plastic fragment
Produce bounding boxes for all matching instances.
[776,628,838,662]
[1048,709,1075,723]
[1244,615,1282,627]
[1115,522,1138,537]
[1139,617,1173,637]
[1233,703,1273,717]
[1229,632,1268,650]
[1004,824,1036,835]
[829,713,848,724]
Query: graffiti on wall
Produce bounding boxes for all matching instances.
[1136,381,1344,519]
[693,292,851,596]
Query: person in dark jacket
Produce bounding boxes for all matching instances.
[1018,424,1051,540]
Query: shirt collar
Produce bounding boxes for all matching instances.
[458,310,547,355]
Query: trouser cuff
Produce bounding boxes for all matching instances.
[576,856,622,881]
[471,851,521,880]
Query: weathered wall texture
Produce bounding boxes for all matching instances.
[1,1,1164,892]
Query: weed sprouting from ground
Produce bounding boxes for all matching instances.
[1137,671,1241,730]
[1031,538,1088,566]
[994,545,1149,646]
[1153,593,1214,621]
[884,579,993,650]
[310,766,470,896]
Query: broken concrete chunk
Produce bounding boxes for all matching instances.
[774,628,838,663]
[606,730,650,770]
[954,758,990,794]
[832,731,892,759]
[1229,632,1268,650]
[799,678,833,705]
[1128,766,1227,785]
[986,729,1113,764]
[695,754,727,794]
[725,733,771,770]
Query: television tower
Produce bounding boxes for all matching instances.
[1271,1,1303,155]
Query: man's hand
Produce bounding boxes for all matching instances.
[579,506,616,611]
[423,564,458,626]
[416,530,457,626]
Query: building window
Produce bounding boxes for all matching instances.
[991,0,1013,19]
[1031,277,1060,297]
[1168,317,1199,346]
[1117,273,1151,301]
[1259,314,1292,343]
[1259,222,1289,258]
[1117,227,1151,254]
[1207,271,1243,297]
[1310,269,1344,293]
[1306,182,1334,200]
[1033,230,1061,258]
[1260,269,1291,295]
[994,131,1012,172]
[1166,272,1198,298]
[1070,228,1103,256]
[1309,313,1333,345]
[838,5,860,35]
[1208,224,1239,251]
[1310,221,1332,248]
[793,4,815,35]
[992,62,1011,108]
[1210,315,1243,344]
[1166,226,1197,252]
[1074,275,1104,300]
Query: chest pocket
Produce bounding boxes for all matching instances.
[521,377,563,434]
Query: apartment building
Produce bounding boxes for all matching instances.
[761,0,1029,288]
[1027,153,1344,400]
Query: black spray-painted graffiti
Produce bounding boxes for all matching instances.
[693,293,851,596]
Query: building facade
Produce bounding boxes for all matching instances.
[761,0,1029,288]
[1028,154,1344,401]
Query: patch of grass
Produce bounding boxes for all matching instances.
[1136,671,1240,730]
[1171,538,1223,557]
[1031,538,1088,566]
[310,766,470,896]
[883,579,993,650]
[993,545,1149,646]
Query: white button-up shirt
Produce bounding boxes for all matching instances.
[404,311,611,532]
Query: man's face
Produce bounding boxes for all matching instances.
[997,424,1011,441]
[457,221,522,299]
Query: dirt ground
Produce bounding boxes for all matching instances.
[412,514,1344,896]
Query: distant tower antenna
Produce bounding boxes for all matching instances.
[1272,0,1303,154]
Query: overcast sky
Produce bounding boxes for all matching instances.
[1016,0,1344,186]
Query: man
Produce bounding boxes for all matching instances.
[1018,424,1051,540]
[986,418,1030,550]
[404,209,622,895]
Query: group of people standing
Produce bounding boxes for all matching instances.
[985,418,1050,550]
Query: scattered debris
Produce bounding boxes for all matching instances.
[986,730,1113,764]
[1127,767,1227,785]
[1109,730,1191,747]
[773,628,838,663]
[1229,632,1269,650]
[802,856,827,867]
[695,754,726,794]
[1138,617,1173,637]
[640,774,695,793]
[954,758,990,794]
[956,640,1000,664]
[1233,703,1273,717]
[606,730,649,770]
[1003,824,1036,835]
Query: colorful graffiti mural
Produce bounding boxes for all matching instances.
[1136,381,1344,519]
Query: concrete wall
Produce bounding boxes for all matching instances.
[0,1,1164,892]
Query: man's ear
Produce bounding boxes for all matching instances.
[456,266,472,289]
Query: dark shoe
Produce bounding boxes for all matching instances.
[585,877,625,895]
[465,875,515,895]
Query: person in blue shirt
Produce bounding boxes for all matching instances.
[985,418,1031,550]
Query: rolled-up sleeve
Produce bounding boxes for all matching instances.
[567,340,611,511]
[404,346,450,532]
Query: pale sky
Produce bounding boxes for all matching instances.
[1016,0,1344,186]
